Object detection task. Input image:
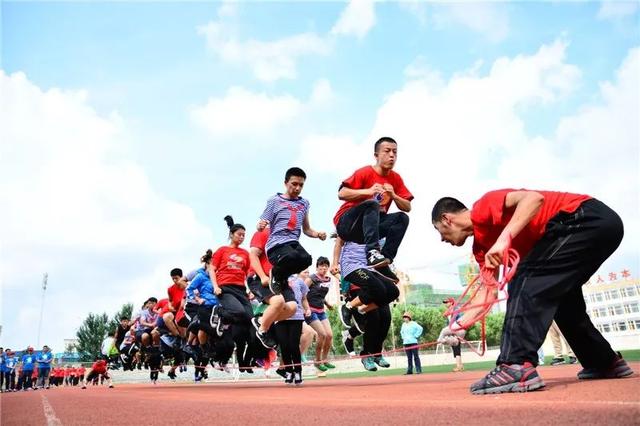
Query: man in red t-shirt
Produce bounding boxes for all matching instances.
[334,137,413,270]
[164,268,187,338]
[82,359,113,389]
[431,189,632,395]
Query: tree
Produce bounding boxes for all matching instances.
[75,312,110,361]
[108,303,134,336]
[484,312,505,347]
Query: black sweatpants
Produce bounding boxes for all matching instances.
[267,241,312,287]
[345,269,399,306]
[336,200,409,261]
[219,285,254,368]
[274,320,303,374]
[498,199,622,368]
[362,304,391,355]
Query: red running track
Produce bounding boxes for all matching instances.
[2,363,639,425]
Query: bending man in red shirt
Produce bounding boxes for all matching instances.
[432,189,633,395]
[334,137,413,270]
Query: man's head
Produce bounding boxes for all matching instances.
[431,197,472,246]
[402,311,412,322]
[170,268,183,284]
[146,297,158,309]
[374,137,398,171]
[316,256,330,275]
[42,345,50,353]
[120,317,130,326]
[284,167,306,198]
[27,346,34,353]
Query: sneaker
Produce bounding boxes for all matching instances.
[81,385,86,389]
[301,354,308,363]
[352,311,366,334]
[316,363,328,372]
[167,370,177,380]
[251,316,261,332]
[284,371,294,385]
[361,356,378,372]
[342,330,355,356]
[550,357,565,366]
[367,249,390,269]
[108,385,114,389]
[404,371,413,375]
[339,304,353,328]
[256,328,277,349]
[453,366,464,372]
[324,362,336,369]
[568,356,578,364]
[275,368,287,379]
[269,270,283,295]
[374,265,399,284]
[470,362,545,395]
[577,353,633,380]
[373,356,390,368]
[294,372,303,386]
[316,370,327,377]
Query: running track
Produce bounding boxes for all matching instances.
[2,363,638,425]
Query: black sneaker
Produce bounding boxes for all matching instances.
[339,304,354,328]
[352,311,366,334]
[269,270,283,294]
[294,372,303,386]
[550,357,565,366]
[256,328,277,349]
[275,368,287,379]
[284,371,294,385]
[366,249,390,269]
[167,370,177,380]
[210,306,223,337]
[568,356,578,364]
[577,353,633,380]
[251,316,261,332]
[470,362,545,395]
[342,330,355,356]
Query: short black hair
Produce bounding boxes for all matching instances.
[285,167,306,182]
[170,268,183,277]
[147,297,158,303]
[374,137,397,153]
[120,316,130,321]
[316,256,330,267]
[431,197,468,223]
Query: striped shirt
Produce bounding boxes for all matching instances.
[340,241,367,278]
[259,194,310,252]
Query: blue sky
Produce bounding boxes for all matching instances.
[1,1,639,352]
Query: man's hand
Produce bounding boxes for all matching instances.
[257,219,269,231]
[304,309,311,317]
[317,231,327,241]
[214,287,222,296]
[260,275,270,287]
[330,264,340,276]
[485,234,511,269]
[383,183,395,197]
[369,183,385,196]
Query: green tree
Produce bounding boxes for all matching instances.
[108,303,134,336]
[75,312,110,361]
[484,312,505,347]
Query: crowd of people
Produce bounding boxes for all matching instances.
[6,136,634,394]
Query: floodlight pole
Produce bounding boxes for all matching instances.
[37,273,48,347]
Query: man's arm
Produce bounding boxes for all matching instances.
[249,247,269,286]
[338,184,383,201]
[302,213,326,240]
[485,190,545,268]
[331,236,345,275]
[382,183,412,212]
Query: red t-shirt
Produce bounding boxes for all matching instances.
[333,166,413,226]
[249,229,272,276]
[212,246,250,286]
[78,366,86,376]
[155,298,171,315]
[471,189,592,265]
[167,284,185,312]
[92,360,107,375]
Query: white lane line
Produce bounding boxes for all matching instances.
[41,393,62,426]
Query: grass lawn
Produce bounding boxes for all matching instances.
[323,349,640,380]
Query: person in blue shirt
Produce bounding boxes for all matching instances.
[3,349,18,392]
[21,347,36,391]
[36,345,53,389]
[0,347,4,392]
[400,312,423,375]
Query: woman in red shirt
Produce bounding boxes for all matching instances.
[211,216,253,371]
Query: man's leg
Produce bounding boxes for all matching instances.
[336,200,382,252]
[405,346,413,373]
[378,211,410,261]
[549,321,563,360]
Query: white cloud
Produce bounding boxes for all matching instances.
[597,0,639,20]
[433,3,510,43]
[297,41,639,285]
[190,86,302,137]
[310,78,335,105]
[331,0,377,39]
[0,71,213,349]
[197,21,331,82]
[399,1,428,26]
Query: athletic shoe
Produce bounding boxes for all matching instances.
[324,362,336,369]
[470,362,545,395]
[316,363,328,372]
[374,265,399,284]
[404,371,413,375]
[339,304,353,328]
[568,356,578,364]
[361,356,378,372]
[373,356,390,368]
[352,311,366,334]
[167,370,177,380]
[108,385,114,389]
[81,385,86,389]
[211,306,223,337]
[275,368,287,379]
[342,330,355,356]
[550,357,565,366]
[316,370,327,377]
[301,354,308,363]
[256,328,277,349]
[367,249,390,269]
[294,372,303,386]
[284,372,294,385]
[577,353,633,380]
[269,270,283,294]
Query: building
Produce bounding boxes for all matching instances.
[397,270,461,307]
